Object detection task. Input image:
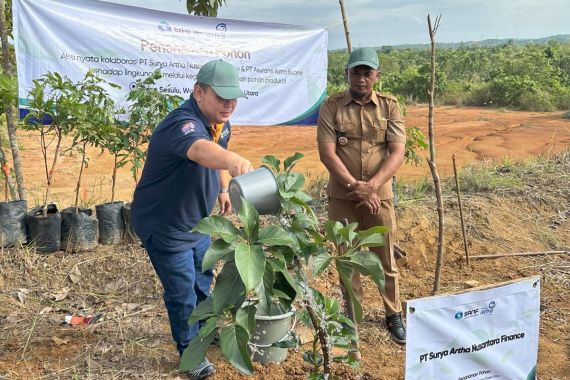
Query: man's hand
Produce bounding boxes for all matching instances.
[356,192,382,215]
[347,181,376,202]
[226,152,253,177]
[218,192,232,215]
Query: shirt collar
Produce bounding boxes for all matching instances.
[187,95,212,132]
[342,89,379,106]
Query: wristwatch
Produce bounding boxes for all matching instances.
[219,187,229,193]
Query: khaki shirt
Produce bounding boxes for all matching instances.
[317,90,406,200]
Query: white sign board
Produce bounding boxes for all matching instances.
[405,277,540,380]
[13,0,328,125]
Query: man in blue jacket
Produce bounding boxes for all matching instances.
[132,59,252,379]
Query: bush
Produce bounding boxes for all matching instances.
[518,89,556,112]
[464,83,493,106]
[554,90,570,110]
[439,80,470,106]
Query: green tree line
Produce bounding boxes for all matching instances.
[328,41,570,112]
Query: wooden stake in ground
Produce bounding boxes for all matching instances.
[338,0,352,53]
[452,154,470,265]
[426,14,445,294]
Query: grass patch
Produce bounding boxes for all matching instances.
[392,150,570,207]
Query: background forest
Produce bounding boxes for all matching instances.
[328,37,570,112]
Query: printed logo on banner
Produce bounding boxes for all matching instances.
[215,23,227,39]
[455,301,497,320]
[158,21,172,32]
[480,300,496,316]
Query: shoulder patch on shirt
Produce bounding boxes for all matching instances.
[377,92,398,102]
[181,121,195,135]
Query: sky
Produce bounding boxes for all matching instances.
[105,0,570,49]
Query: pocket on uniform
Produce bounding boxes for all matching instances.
[373,118,388,143]
[333,122,357,140]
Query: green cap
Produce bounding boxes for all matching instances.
[197,59,247,99]
[347,47,379,70]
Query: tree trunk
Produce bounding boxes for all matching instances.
[74,143,87,213]
[0,145,17,200]
[43,133,63,217]
[0,0,26,200]
[111,154,118,203]
[427,14,445,294]
[293,257,331,376]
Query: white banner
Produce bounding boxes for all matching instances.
[13,0,327,125]
[405,277,540,380]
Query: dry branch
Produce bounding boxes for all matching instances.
[470,251,568,260]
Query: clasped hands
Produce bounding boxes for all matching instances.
[347,181,381,215]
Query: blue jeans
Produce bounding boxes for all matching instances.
[144,235,213,355]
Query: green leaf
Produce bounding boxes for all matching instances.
[284,152,304,173]
[256,262,275,314]
[355,232,386,249]
[355,226,389,249]
[235,243,266,292]
[220,324,253,375]
[236,304,257,335]
[189,298,214,325]
[202,239,236,271]
[179,332,215,371]
[313,252,333,276]
[339,222,359,244]
[292,191,313,203]
[267,255,286,272]
[324,220,343,245]
[193,215,241,242]
[274,271,297,310]
[348,251,385,291]
[261,156,280,172]
[283,172,305,193]
[258,225,295,246]
[211,262,246,314]
[198,316,220,338]
[336,260,363,322]
[238,198,259,242]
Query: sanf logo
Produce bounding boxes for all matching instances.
[215,22,227,39]
[158,21,172,32]
[455,308,479,320]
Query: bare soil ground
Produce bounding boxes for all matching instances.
[1,106,569,379]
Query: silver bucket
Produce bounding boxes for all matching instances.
[229,166,280,215]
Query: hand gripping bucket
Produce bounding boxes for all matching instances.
[229,166,280,215]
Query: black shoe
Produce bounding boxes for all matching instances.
[386,313,406,345]
[187,358,215,380]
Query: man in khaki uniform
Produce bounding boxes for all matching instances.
[317,47,406,344]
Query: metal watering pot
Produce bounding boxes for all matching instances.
[229,166,280,215]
